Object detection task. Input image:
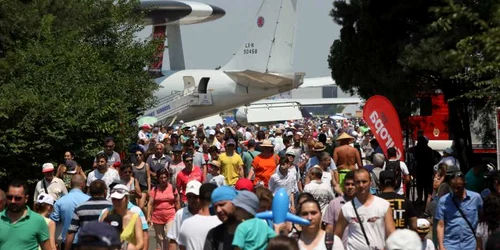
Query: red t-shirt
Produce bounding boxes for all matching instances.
[176,166,204,202]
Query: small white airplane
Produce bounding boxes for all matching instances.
[141,0,363,125]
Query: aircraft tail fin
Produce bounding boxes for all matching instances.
[221,0,298,73]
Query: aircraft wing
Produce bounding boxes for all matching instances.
[224,70,304,89]
[252,97,363,106]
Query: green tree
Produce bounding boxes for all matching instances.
[0,0,158,185]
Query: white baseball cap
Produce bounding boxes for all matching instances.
[42,163,54,173]
[186,180,202,196]
[208,129,216,135]
[386,229,422,250]
[110,184,130,200]
[286,131,294,137]
[37,193,55,206]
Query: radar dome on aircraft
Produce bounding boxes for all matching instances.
[140,0,225,26]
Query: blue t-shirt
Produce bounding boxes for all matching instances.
[232,218,276,250]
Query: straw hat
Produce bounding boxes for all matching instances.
[209,160,221,168]
[313,142,326,152]
[260,139,274,148]
[336,132,354,141]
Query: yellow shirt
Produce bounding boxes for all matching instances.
[218,153,244,185]
[121,213,139,245]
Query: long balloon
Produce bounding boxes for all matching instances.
[256,188,310,226]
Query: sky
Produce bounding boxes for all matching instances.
[137,0,342,78]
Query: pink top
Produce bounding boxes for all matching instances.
[149,184,177,224]
[176,166,204,202]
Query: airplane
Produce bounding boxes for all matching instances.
[140,0,363,126]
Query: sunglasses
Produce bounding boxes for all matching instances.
[6,195,23,201]
[123,170,132,174]
[135,154,142,157]
[286,154,295,157]
[184,160,193,163]
[111,188,128,194]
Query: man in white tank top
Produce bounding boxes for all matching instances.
[334,169,395,250]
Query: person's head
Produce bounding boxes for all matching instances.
[285,148,296,162]
[171,145,182,160]
[282,138,291,148]
[77,221,121,250]
[71,175,86,191]
[354,168,372,196]
[297,193,314,207]
[0,189,5,212]
[482,194,500,239]
[232,190,259,221]
[208,145,220,158]
[278,157,290,176]
[134,149,144,163]
[266,235,299,250]
[183,153,193,168]
[443,147,453,157]
[184,139,195,154]
[370,138,379,148]
[209,161,221,175]
[64,150,75,161]
[416,218,431,240]
[450,172,466,198]
[344,170,356,199]
[308,167,323,181]
[255,186,273,212]
[42,163,55,180]
[156,168,171,186]
[319,152,331,169]
[36,193,54,214]
[235,178,254,192]
[89,180,107,198]
[186,180,202,210]
[155,143,165,157]
[211,186,238,224]
[110,184,129,209]
[372,153,385,168]
[119,163,133,180]
[199,183,217,208]
[437,163,447,176]
[259,140,274,156]
[6,180,29,213]
[96,153,108,171]
[225,139,236,153]
[104,137,115,155]
[387,147,397,159]
[318,133,327,144]
[386,229,422,250]
[298,199,322,231]
[247,139,256,149]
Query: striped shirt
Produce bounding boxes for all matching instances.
[68,197,112,235]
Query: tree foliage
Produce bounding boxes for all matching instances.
[0,0,158,184]
[329,0,500,167]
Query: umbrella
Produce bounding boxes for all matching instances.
[137,116,158,127]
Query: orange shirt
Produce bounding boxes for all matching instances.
[253,154,279,187]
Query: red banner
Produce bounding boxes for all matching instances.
[363,95,405,161]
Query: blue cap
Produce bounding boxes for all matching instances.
[172,145,183,152]
[78,221,121,247]
[211,186,238,204]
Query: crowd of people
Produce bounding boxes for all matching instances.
[0,118,500,250]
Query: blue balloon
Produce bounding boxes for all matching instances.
[255,188,310,226]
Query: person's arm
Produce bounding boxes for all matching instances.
[133,215,144,250]
[147,189,154,225]
[289,192,296,214]
[355,150,363,168]
[64,233,75,250]
[333,148,339,164]
[48,220,57,250]
[145,163,151,192]
[40,240,52,250]
[384,206,396,237]
[334,210,348,238]
[331,171,343,196]
[55,165,64,179]
[77,166,87,180]
[134,178,142,198]
[238,164,244,179]
[477,237,483,250]
[437,219,446,250]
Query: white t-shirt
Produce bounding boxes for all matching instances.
[341,196,390,250]
[178,214,221,249]
[421,238,435,250]
[167,207,194,243]
[298,232,345,250]
[382,160,410,195]
[269,170,297,196]
[86,168,120,198]
[304,180,334,213]
[476,222,499,250]
[206,174,226,187]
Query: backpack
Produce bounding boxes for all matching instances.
[385,160,402,190]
